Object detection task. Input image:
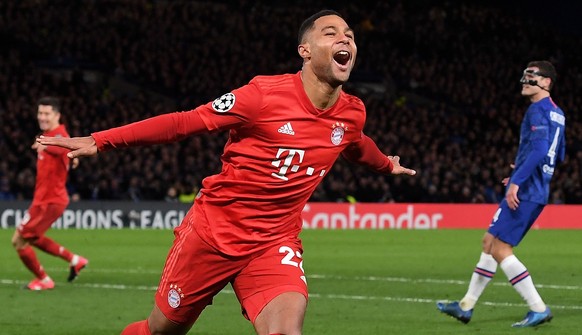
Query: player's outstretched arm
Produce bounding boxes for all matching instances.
[387,156,416,176]
[39,110,216,156]
[38,135,97,159]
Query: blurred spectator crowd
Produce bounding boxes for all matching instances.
[1,0,581,203]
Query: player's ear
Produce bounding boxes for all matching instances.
[298,43,310,60]
[543,77,552,90]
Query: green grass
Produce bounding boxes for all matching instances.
[0,228,580,334]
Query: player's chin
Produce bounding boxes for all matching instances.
[328,76,348,88]
[331,70,351,86]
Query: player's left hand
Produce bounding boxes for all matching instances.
[505,183,520,210]
[388,156,416,176]
[37,135,97,159]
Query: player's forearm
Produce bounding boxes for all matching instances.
[91,111,208,151]
[342,134,393,173]
[511,140,548,185]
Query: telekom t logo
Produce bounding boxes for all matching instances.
[271,148,305,181]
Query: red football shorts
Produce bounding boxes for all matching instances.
[155,212,308,325]
[17,203,67,239]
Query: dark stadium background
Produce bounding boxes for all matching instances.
[1,0,581,204]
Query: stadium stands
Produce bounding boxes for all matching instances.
[1,0,580,203]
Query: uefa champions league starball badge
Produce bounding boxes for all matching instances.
[212,93,236,113]
[330,122,347,145]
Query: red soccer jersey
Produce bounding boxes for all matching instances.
[33,124,71,205]
[195,73,366,255]
[93,72,392,256]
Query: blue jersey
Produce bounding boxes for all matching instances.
[510,97,566,204]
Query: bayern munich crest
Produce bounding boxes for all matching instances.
[212,92,236,113]
[331,122,347,145]
[167,284,184,308]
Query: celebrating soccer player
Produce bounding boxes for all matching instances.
[39,10,416,335]
[12,97,88,291]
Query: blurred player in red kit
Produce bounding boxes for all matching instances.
[12,96,88,290]
[40,10,416,335]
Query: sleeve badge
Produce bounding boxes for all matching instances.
[212,93,236,113]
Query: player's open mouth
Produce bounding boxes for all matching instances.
[333,50,351,67]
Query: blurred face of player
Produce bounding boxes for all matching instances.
[520,67,550,98]
[37,104,60,132]
[299,15,357,88]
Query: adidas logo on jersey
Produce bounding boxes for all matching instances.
[278,122,295,135]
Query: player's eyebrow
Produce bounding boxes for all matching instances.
[320,25,354,35]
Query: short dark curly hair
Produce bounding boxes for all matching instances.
[297,9,343,44]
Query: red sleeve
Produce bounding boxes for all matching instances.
[43,144,70,156]
[341,133,394,174]
[92,81,262,152]
[197,81,262,131]
[92,110,237,152]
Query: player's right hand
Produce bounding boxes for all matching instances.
[38,135,98,159]
[505,183,520,210]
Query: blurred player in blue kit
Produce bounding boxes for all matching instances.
[437,60,565,327]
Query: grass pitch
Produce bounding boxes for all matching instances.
[0,228,580,334]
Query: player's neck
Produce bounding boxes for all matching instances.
[300,70,341,110]
[529,91,550,103]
